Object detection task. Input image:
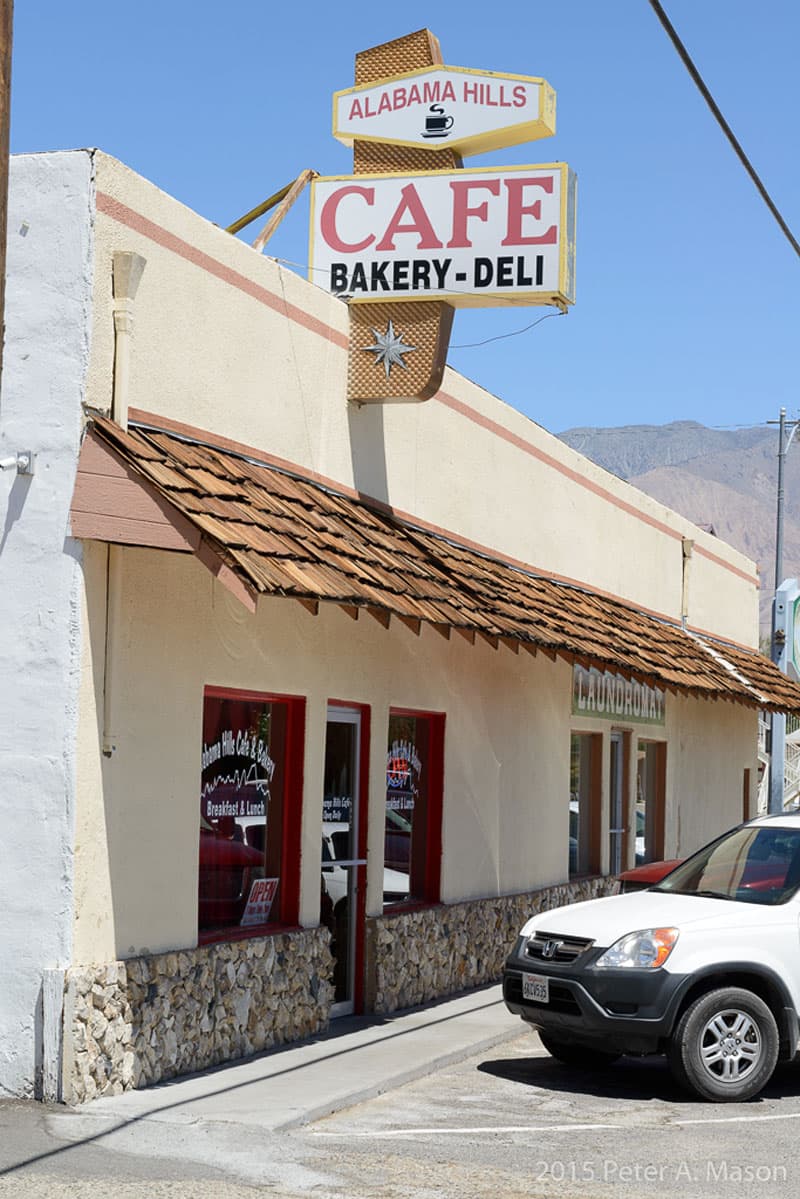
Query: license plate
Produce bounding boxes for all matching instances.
[522,972,549,1003]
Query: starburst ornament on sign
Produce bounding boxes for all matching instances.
[362,320,417,378]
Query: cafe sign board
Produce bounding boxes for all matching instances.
[572,665,666,727]
[333,66,556,156]
[325,27,575,402]
[309,163,576,308]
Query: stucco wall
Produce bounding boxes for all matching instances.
[74,543,758,966]
[666,694,757,856]
[75,545,576,961]
[0,151,94,1096]
[85,151,758,648]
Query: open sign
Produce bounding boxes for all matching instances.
[240,877,279,926]
[309,163,576,308]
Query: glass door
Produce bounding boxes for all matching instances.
[321,707,364,1018]
[609,732,624,875]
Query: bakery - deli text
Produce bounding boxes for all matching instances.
[309,163,575,308]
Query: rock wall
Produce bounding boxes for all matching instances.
[62,927,333,1103]
[369,877,615,1013]
[62,878,613,1103]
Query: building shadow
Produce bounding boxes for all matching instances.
[346,399,390,507]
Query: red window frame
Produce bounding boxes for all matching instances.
[384,707,445,909]
[199,685,305,945]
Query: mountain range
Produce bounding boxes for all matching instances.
[556,420,800,637]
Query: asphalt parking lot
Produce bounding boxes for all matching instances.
[309,1031,800,1198]
[3,1019,800,1198]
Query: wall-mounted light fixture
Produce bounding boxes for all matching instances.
[0,450,35,474]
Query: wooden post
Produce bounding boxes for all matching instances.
[347,30,457,404]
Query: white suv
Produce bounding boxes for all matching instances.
[504,813,800,1101]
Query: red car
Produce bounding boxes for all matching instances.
[615,858,683,893]
[198,818,265,928]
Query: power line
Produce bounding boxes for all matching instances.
[270,254,568,349]
[647,0,800,260]
[450,310,564,349]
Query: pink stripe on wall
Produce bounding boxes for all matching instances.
[97,191,758,590]
[435,390,684,541]
[434,391,757,586]
[96,192,348,350]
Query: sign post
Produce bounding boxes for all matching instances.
[313,29,576,403]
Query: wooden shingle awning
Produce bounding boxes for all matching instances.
[70,415,800,715]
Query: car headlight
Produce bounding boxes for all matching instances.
[595,927,679,970]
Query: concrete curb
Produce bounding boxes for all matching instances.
[68,985,525,1135]
[276,1020,523,1130]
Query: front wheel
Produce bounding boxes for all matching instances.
[669,987,779,1102]
[538,1030,620,1068]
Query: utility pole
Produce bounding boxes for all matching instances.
[0,1,12,390]
[768,407,800,813]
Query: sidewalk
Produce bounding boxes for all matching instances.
[75,984,522,1133]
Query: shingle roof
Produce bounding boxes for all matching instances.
[83,415,800,714]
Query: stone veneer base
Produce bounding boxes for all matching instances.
[367,876,616,1014]
[62,927,334,1104]
[61,878,612,1103]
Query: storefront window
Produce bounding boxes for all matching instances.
[199,688,304,938]
[385,710,444,906]
[636,740,666,865]
[570,732,601,876]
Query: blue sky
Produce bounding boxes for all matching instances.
[10,1,799,434]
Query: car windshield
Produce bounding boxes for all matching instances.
[652,824,800,905]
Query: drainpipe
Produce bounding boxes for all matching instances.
[103,252,146,755]
[111,251,146,429]
[681,538,694,631]
[102,547,122,757]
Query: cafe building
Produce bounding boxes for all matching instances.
[3,145,800,1104]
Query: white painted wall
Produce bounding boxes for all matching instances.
[0,151,94,1096]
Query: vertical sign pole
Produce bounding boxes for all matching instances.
[347,30,457,404]
[768,411,800,813]
[770,409,787,813]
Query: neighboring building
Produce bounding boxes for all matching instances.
[2,149,799,1103]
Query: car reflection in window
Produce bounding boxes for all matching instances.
[198,815,265,929]
[321,820,410,910]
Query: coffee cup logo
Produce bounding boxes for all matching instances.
[422,103,454,139]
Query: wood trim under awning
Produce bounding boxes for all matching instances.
[70,428,259,612]
[69,416,800,715]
